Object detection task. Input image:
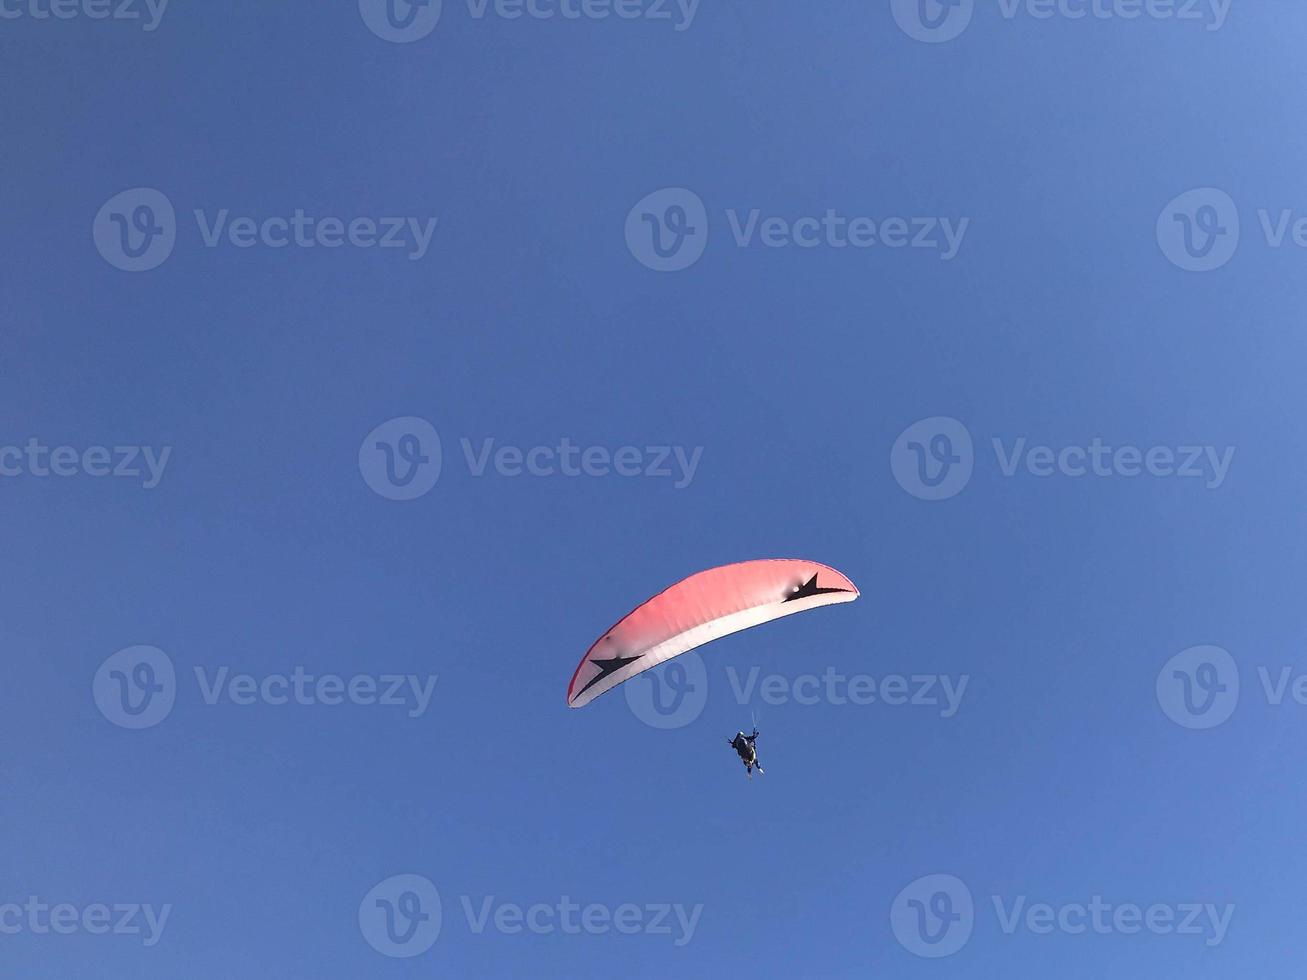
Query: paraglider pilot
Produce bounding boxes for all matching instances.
[729,729,763,778]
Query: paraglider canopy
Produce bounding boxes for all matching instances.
[567,559,858,708]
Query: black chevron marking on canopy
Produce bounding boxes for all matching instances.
[577,651,645,698]
[782,572,852,603]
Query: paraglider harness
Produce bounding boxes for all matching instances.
[729,728,763,777]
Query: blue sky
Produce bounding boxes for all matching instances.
[4,1,1307,976]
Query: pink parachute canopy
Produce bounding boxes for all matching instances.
[567,559,859,708]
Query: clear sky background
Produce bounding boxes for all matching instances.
[4,1,1307,977]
